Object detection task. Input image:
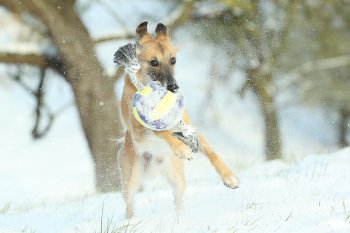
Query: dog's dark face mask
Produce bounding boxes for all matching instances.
[135,22,179,93]
[147,59,178,92]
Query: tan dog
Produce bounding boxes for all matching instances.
[118,22,240,218]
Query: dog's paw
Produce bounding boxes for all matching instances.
[172,142,193,160]
[222,172,240,189]
[179,153,193,161]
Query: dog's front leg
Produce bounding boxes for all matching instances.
[198,133,240,189]
[156,130,193,160]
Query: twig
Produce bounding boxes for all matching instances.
[97,0,129,33]
[0,51,66,77]
[9,67,73,139]
[291,53,350,74]
[277,53,350,90]
[94,0,196,44]
[94,33,134,44]
[31,68,47,139]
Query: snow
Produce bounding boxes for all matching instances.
[0,82,349,232]
[1,138,349,233]
[1,1,349,232]
[0,76,94,208]
[2,75,348,232]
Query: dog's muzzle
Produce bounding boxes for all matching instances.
[167,83,179,93]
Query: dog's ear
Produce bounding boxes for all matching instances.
[155,23,170,39]
[136,21,151,45]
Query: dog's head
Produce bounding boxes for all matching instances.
[135,21,178,92]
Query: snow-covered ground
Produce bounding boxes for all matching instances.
[0,81,349,233]
[1,1,349,232]
[1,144,349,233]
[1,75,349,232]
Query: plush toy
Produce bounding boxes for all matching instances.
[114,43,198,152]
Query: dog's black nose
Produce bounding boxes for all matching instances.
[167,83,179,93]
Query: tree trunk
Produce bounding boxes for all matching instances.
[248,68,282,160]
[338,108,349,148]
[17,0,123,192]
[258,91,282,160]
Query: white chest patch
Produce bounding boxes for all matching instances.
[132,131,174,178]
[133,131,172,157]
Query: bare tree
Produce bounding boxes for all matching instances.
[0,0,124,192]
[291,1,350,148]
[0,0,195,192]
[193,0,299,160]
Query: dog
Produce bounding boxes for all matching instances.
[118,21,240,218]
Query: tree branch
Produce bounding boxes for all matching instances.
[166,0,196,30]
[0,52,46,67]
[0,0,20,14]
[93,0,196,44]
[9,66,72,139]
[109,66,125,83]
[0,50,68,139]
[10,68,52,139]
[237,79,251,98]
[0,51,66,77]
[292,54,350,74]
[94,33,134,44]
[31,68,49,139]
[277,54,350,91]
[96,0,129,32]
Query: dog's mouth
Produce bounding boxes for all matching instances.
[148,72,179,93]
[167,83,179,93]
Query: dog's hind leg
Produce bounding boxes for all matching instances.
[162,155,185,214]
[119,131,142,218]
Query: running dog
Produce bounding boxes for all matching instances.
[118,21,240,218]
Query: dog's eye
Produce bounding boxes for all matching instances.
[170,57,176,65]
[150,60,159,67]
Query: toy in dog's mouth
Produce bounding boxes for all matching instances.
[132,81,185,131]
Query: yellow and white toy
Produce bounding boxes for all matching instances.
[132,81,185,131]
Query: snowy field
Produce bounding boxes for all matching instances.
[1,1,349,232]
[1,140,350,233]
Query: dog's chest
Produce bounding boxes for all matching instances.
[133,131,172,157]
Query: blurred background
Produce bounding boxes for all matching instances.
[0,0,349,206]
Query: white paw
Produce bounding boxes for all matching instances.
[223,175,240,189]
[174,146,193,161]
